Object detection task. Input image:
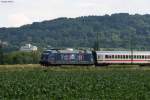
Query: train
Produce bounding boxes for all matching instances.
[40,49,150,66]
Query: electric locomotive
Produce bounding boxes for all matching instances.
[40,49,94,66]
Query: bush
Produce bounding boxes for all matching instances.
[3,51,41,65]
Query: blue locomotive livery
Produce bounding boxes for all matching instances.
[40,49,94,66]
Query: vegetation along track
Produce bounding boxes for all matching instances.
[0,65,150,99]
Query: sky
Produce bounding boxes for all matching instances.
[0,0,150,27]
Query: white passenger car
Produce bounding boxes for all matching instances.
[96,51,150,65]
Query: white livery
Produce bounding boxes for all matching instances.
[96,51,150,65]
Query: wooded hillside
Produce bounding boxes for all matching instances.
[1,13,150,51]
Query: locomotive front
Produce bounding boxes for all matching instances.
[40,50,52,66]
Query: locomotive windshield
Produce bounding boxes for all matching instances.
[43,50,52,54]
[41,54,49,60]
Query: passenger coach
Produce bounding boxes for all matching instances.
[96,51,150,65]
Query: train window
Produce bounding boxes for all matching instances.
[120,55,122,59]
[112,55,114,59]
[123,55,126,59]
[139,56,142,59]
[120,55,123,59]
[105,55,108,59]
[129,55,132,59]
[118,55,120,59]
[142,55,144,59]
[126,55,129,59]
[134,55,136,59]
[105,55,112,59]
[137,55,140,59]
[129,55,131,59]
[109,55,111,59]
[115,55,118,59]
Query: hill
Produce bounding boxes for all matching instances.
[1,13,150,51]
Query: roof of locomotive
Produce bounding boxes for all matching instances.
[43,49,92,54]
[96,51,150,55]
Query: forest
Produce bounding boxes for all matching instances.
[1,13,150,51]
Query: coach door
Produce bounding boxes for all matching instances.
[97,54,104,61]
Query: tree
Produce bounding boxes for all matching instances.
[0,41,4,64]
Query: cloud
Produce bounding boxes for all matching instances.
[8,13,31,27]
[1,0,150,27]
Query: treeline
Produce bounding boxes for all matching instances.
[1,13,150,51]
[0,51,41,65]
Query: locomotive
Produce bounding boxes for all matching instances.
[40,49,94,66]
[40,49,150,66]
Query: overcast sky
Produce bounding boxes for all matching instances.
[0,0,150,27]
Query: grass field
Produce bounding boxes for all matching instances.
[0,65,150,99]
